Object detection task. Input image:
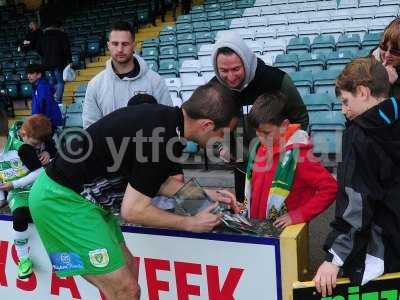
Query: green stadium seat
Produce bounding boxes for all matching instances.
[313,69,342,96]
[287,37,311,55]
[141,47,159,60]
[273,54,298,73]
[195,32,215,45]
[237,0,255,9]
[142,38,160,48]
[191,12,208,22]
[4,82,18,99]
[224,9,243,19]
[146,60,159,72]
[362,31,382,52]
[160,25,176,36]
[326,51,353,71]
[177,33,195,46]
[207,11,224,21]
[190,5,204,14]
[355,48,371,58]
[176,23,193,34]
[210,20,230,32]
[303,93,335,111]
[298,53,325,73]
[158,59,179,78]
[159,35,177,47]
[289,71,313,95]
[336,34,361,53]
[159,46,178,60]
[178,44,197,60]
[311,35,336,55]
[220,1,236,11]
[205,3,220,12]
[176,15,191,24]
[193,21,211,33]
[19,81,32,98]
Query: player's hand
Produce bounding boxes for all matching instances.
[273,213,293,229]
[186,203,221,233]
[0,182,13,191]
[39,151,51,165]
[206,189,242,214]
[314,261,340,297]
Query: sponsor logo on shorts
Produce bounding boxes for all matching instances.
[89,248,109,268]
[49,252,84,272]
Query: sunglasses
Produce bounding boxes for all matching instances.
[380,43,400,57]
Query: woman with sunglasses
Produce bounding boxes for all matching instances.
[372,18,400,98]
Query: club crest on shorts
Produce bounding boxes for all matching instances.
[89,248,109,268]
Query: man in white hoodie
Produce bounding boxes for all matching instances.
[82,21,172,128]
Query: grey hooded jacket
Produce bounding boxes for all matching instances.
[211,32,309,130]
[83,55,172,128]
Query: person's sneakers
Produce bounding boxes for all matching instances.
[17,257,33,279]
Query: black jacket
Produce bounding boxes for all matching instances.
[324,97,400,284]
[38,27,72,70]
[212,59,309,130]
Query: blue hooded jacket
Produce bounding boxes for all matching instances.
[31,79,63,128]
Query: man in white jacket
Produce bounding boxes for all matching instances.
[83,21,172,128]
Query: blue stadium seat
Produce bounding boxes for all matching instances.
[193,21,211,33]
[210,20,230,32]
[207,11,224,21]
[159,35,177,47]
[141,47,159,61]
[158,59,179,78]
[177,33,195,45]
[19,81,32,98]
[159,46,178,60]
[336,34,361,53]
[191,12,208,23]
[303,93,335,111]
[176,23,193,34]
[362,32,382,52]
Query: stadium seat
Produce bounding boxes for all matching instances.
[243,7,261,17]
[336,34,362,53]
[4,81,18,99]
[311,35,336,55]
[192,12,208,23]
[141,47,159,61]
[190,5,204,14]
[368,18,390,33]
[344,20,368,36]
[254,27,276,44]
[237,0,255,9]
[220,2,237,11]
[179,59,201,82]
[158,59,179,78]
[67,101,83,114]
[268,15,288,26]
[338,0,358,9]
[207,11,224,21]
[319,23,344,41]
[260,6,279,16]
[308,12,330,24]
[210,20,230,32]
[352,7,376,20]
[358,0,379,7]
[198,44,214,66]
[177,33,195,45]
[279,4,298,14]
[326,51,353,71]
[362,32,382,52]
[64,113,83,128]
[313,69,342,96]
[298,53,325,73]
[287,37,311,55]
[317,1,337,11]
[330,10,352,22]
[375,5,399,19]
[247,16,267,28]
[159,35,177,47]
[355,48,371,58]
[289,70,313,95]
[193,21,211,33]
[195,32,215,45]
[19,81,32,98]
[273,53,298,73]
[177,24,193,34]
[263,39,286,56]
[160,25,176,36]
[180,76,206,102]
[230,18,248,29]
[309,111,346,130]
[287,13,309,25]
[178,44,197,60]
[298,3,317,13]
[224,9,244,19]
[303,93,335,111]
[176,15,191,24]
[164,77,181,97]
[142,38,160,48]
[159,46,178,60]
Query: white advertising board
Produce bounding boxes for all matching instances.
[0,215,282,300]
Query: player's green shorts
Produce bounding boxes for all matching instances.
[29,172,126,277]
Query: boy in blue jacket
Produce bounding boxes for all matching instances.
[27,64,63,131]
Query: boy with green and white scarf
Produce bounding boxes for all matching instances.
[244,92,337,229]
